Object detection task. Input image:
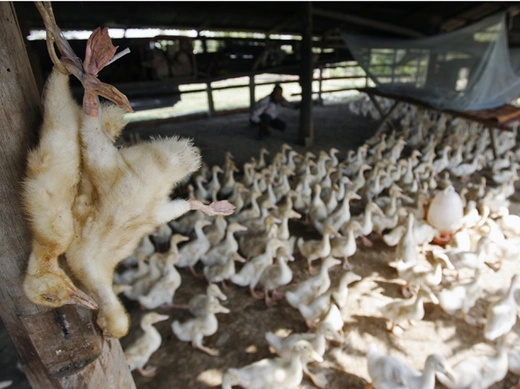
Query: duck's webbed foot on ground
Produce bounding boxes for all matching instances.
[188,199,236,216]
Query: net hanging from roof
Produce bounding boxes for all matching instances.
[342,11,520,111]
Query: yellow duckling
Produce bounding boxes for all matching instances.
[22,68,97,310]
[222,339,323,389]
[63,29,235,338]
[124,312,169,377]
[172,297,229,356]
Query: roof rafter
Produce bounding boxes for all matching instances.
[312,6,424,38]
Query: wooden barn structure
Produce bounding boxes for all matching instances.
[1,2,520,387]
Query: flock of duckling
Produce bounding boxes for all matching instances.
[117,96,520,389]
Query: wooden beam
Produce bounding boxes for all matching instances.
[249,75,256,114]
[267,14,300,35]
[299,2,314,146]
[0,3,135,387]
[206,82,215,116]
[312,6,424,38]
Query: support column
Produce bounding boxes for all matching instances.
[299,2,314,147]
[249,75,256,115]
[207,82,215,116]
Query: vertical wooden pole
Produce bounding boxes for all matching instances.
[0,3,135,388]
[318,67,323,105]
[249,75,256,114]
[207,82,215,116]
[299,1,314,146]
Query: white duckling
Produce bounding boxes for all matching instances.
[203,252,246,286]
[319,302,344,334]
[436,342,508,389]
[220,160,239,198]
[239,215,281,258]
[258,247,295,307]
[286,256,341,308]
[124,252,167,301]
[171,298,229,356]
[508,342,520,385]
[124,312,169,377]
[297,225,336,273]
[395,213,418,264]
[227,183,250,215]
[484,273,520,341]
[330,221,362,270]
[151,222,172,252]
[175,219,212,277]
[201,222,247,266]
[193,174,210,201]
[188,283,227,317]
[206,165,224,197]
[204,215,228,246]
[123,235,156,267]
[309,184,329,223]
[298,292,333,328]
[331,271,362,310]
[378,288,426,333]
[396,257,447,301]
[440,235,493,273]
[231,238,285,298]
[314,190,361,235]
[495,206,520,238]
[367,343,453,389]
[265,321,343,388]
[222,339,323,389]
[233,191,262,224]
[137,236,188,309]
[256,147,270,170]
[349,201,385,246]
[437,267,483,325]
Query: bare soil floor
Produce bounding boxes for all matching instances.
[2,103,520,388]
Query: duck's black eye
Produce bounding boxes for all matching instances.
[42,294,55,302]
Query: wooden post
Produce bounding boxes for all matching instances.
[318,67,323,105]
[0,3,136,388]
[249,75,256,114]
[299,2,314,146]
[207,82,215,116]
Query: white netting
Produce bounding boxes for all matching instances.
[342,11,520,111]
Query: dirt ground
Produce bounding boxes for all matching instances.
[2,102,520,388]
